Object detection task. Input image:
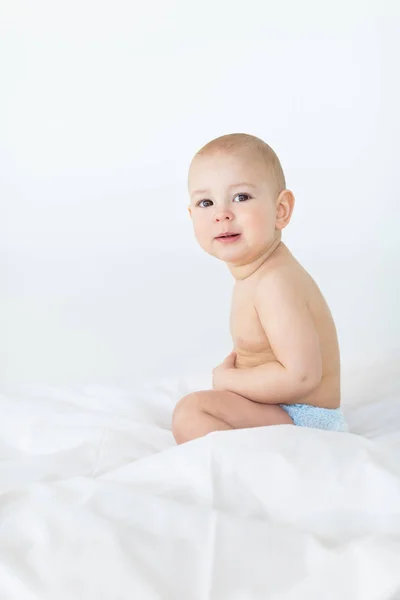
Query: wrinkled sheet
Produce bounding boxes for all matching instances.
[1,376,400,600]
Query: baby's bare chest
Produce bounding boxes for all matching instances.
[230,285,270,352]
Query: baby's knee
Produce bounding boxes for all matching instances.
[172,392,202,444]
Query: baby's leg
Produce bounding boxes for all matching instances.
[172,390,293,444]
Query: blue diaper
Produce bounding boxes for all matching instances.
[280,403,348,432]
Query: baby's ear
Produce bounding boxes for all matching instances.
[275,190,295,230]
[188,205,193,219]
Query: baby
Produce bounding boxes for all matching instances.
[172,133,347,444]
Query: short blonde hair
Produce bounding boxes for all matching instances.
[193,133,286,194]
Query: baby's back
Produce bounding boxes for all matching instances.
[231,245,340,408]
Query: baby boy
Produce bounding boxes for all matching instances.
[172,133,347,444]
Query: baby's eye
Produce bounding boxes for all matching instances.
[233,193,251,202]
[197,199,213,208]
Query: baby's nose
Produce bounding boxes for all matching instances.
[214,209,234,222]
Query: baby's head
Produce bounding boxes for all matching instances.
[188,133,294,267]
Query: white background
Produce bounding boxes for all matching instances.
[1,0,399,388]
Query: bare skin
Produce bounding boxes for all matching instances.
[230,243,340,409]
[172,140,341,444]
[172,244,340,444]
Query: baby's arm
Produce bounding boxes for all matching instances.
[215,272,322,404]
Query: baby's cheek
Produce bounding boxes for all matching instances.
[243,210,264,231]
[193,221,210,248]
[249,207,272,229]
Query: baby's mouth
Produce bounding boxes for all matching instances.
[215,232,241,242]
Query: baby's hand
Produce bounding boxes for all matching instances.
[212,351,236,391]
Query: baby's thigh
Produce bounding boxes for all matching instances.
[176,390,293,429]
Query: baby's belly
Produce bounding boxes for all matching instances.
[234,345,341,409]
[234,345,276,369]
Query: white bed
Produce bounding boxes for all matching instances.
[1,360,399,600]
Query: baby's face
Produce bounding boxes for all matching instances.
[188,151,280,265]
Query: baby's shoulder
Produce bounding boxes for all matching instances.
[255,260,309,301]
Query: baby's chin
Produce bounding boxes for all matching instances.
[208,238,277,266]
[208,241,253,264]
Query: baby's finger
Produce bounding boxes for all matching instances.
[223,351,236,365]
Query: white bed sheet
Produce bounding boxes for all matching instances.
[1,366,400,600]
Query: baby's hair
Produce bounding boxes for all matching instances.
[194,133,286,195]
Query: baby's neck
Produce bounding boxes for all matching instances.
[228,238,284,280]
